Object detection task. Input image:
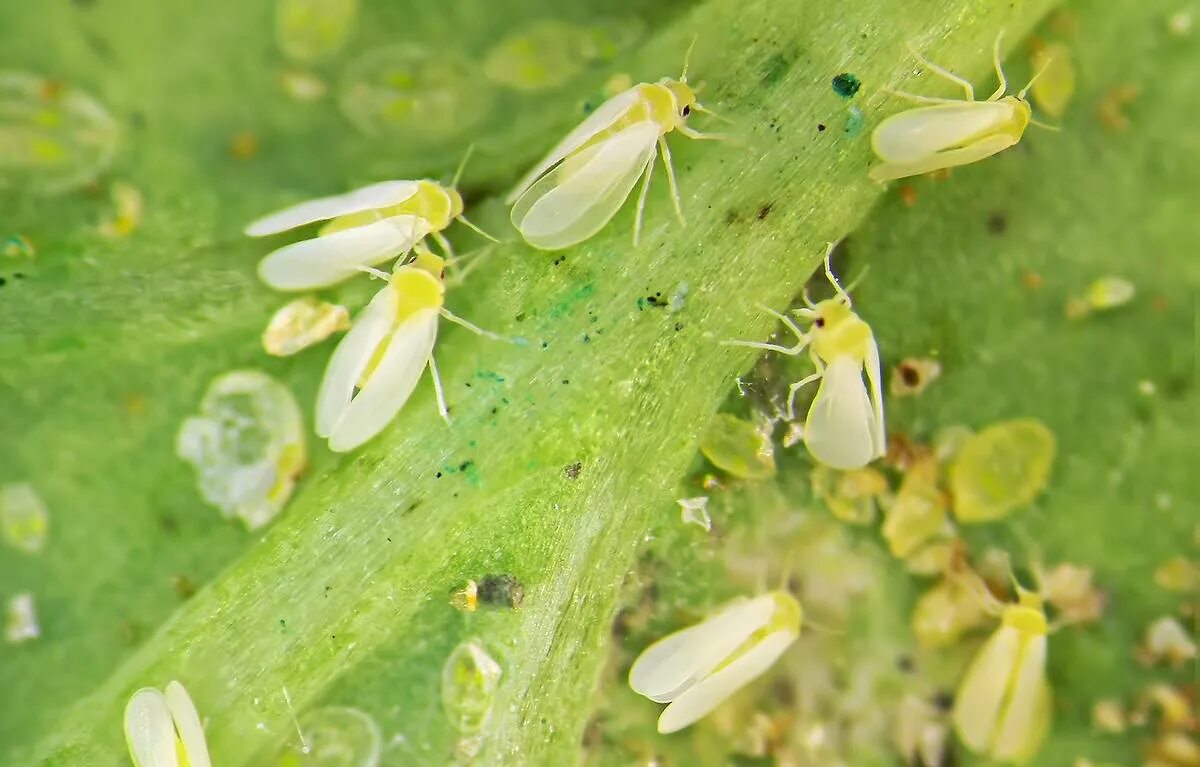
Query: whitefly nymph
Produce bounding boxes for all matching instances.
[507,47,725,250]
[727,243,886,470]
[869,33,1057,183]
[629,590,802,733]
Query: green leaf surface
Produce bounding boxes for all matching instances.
[4,0,1193,765]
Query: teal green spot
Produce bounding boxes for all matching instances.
[760,52,790,86]
[475,370,505,383]
[844,104,865,138]
[831,72,861,98]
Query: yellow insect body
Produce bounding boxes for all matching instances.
[869,34,1051,183]
[727,244,885,470]
[508,53,723,250]
[315,248,501,452]
[952,594,1052,763]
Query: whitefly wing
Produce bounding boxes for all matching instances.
[258,214,430,291]
[315,285,400,438]
[952,625,1021,753]
[245,180,420,236]
[630,595,775,703]
[506,87,643,203]
[124,688,178,767]
[657,630,797,734]
[864,335,887,458]
[164,681,211,767]
[804,355,878,470]
[327,308,440,453]
[869,133,1018,183]
[871,101,1014,163]
[511,121,659,250]
[992,635,1048,761]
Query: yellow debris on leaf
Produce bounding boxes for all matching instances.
[97,181,144,238]
[811,465,888,525]
[1030,42,1077,119]
[890,357,942,398]
[1042,563,1106,625]
[1090,698,1127,734]
[950,419,1056,524]
[882,456,948,559]
[698,413,776,480]
[262,296,351,357]
[1137,616,1198,667]
[1155,557,1200,593]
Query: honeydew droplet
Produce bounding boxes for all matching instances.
[1,482,49,554]
[0,71,119,195]
[949,419,1055,524]
[698,413,776,480]
[442,639,502,736]
[176,370,307,530]
[338,45,490,141]
[4,592,40,643]
[1030,42,1076,119]
[275,706,381,767]
[481,18,643,92]
[275,0,358,63]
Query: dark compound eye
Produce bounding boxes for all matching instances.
[681,104,691,117]
[814,317,826,328]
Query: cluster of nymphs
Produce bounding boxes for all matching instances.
[126,35,1056,765]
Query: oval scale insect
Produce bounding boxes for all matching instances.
[315,246,502,453]
[869,33,1057,183]
[507,45,725,250]
[727,243,886,470]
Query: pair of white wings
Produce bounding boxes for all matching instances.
[246,180,432,291]
[870,101,1020,182]
[508,88,664,250]
[804,343,886,470]
[124,682,211,767]
[953,625,1050,761]
[628,595,797,733]
[315,283,440,453]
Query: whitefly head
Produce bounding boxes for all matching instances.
[124,680,212,767]
[628,590,802,733]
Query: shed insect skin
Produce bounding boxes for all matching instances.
[869,32,1058,183]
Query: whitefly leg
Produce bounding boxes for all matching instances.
[633,146,656,247]
[907,42,975,101]
[786,372,822,422]
[987,31,1009,101]
[659,136,686,226]
[428,353,451,424]
[440,308,506,341]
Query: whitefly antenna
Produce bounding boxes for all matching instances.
[681,35,698,82]
[451,144,476,188]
